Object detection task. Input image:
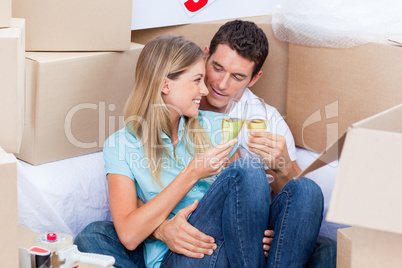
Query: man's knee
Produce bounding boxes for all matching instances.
[295,177,324,210]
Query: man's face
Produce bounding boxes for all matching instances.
[202,44,261,113]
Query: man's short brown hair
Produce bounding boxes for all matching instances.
[209,20,269,79]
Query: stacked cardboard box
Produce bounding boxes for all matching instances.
[8,0,143,165]
[286,42,402,153]
[0,0,11,27]
[299,104,402,267]
[12,0,133,51]
[0,18,25,154]
[337,227,352,268]
[0,147,18,267]
[16,44,144,165]
[2,0,140,266]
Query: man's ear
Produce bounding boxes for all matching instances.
[161,78,170,95]
[247,70,263,88]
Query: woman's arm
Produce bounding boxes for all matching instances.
[108,168,200,250]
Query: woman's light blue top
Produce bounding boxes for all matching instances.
[103,110,238,268]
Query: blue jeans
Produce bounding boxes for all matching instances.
[161,158,327,267]
[307,236,337,268]
[74,221,145,268]
[266,176,326,267]
[75,158,335,267]
[161,158,271,267]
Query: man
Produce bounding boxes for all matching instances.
[153,20,337,267]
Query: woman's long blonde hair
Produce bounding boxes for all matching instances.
[124,35,211,187]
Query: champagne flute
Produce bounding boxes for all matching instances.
[244,98,274,183]
[202,98,245,185]
[221,98,245,143]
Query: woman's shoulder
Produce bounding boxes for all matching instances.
[104,126,141,149]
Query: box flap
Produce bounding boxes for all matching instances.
[353,103,402,133]
[327,127,402,234]
[296,131,346,179]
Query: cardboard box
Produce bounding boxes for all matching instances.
[0,18,25,153]
[132,15,289,116]
[0,0,11,27]
[337,226,402,268]
[298,104,402,267]
[337,227,352,268]
[286,42,402,153]
[0,147,18,267]
[12,0,132,51]
[15,43,144,165]
[351,227,402,268]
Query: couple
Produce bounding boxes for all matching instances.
[75,20,336,267]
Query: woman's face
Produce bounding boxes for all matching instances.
[162,59,208,121]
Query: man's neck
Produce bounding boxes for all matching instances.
[199,98,226,113]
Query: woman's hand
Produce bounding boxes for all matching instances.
[263,229,274,258]
[186,139,237,180]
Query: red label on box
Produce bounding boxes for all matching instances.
[179,0,217,17]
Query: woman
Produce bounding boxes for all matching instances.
[75,35,274,268]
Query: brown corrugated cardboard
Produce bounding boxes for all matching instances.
[0,147,18,267]
[132,15,289,116]
[12,0,132,51]
[15,43,144,165]
[298,104,402,267]
[0,0,11,27]
[337,227,352,268]
[0,18,25,153]
[286,42,402,153]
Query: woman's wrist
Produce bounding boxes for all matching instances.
[181,160,203,183]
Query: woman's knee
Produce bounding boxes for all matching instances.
[75,221,115,246]
[226,158,270,196]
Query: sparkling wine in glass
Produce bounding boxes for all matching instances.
[221,98,245,143]
[244,98,274,183]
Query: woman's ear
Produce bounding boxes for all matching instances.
[203,46,210,55]
[161,78,170,95]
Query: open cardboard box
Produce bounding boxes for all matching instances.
[298,103,402,267]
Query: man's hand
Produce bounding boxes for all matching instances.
[153,200,217,258]
[263,229,274,258]
[247,131,297,180]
